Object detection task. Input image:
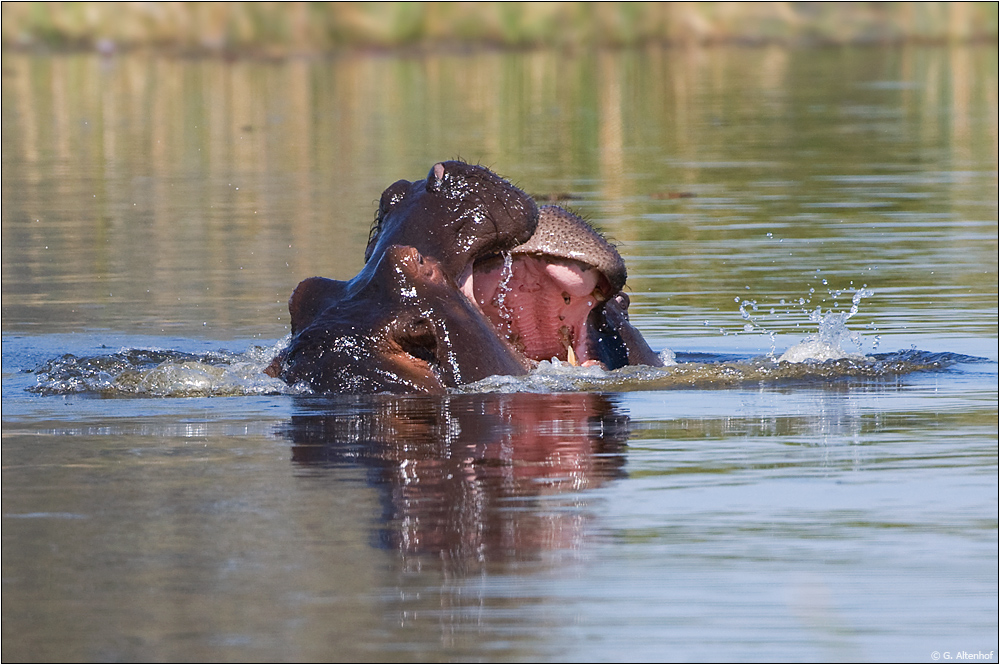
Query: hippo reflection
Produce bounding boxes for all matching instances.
[268,160,661,394]
[283,392,629,569]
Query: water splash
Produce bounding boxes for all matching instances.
[24,339,980,398]
[461,349,980,394]
[737,296,778,356]
[493,251,516,336]
[779,287,875,363]
[27,338,306,397]
[728,276,879,363]
[20,282,971,398]
[658,348,678,366]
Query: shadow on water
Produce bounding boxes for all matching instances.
[281,392,629,572]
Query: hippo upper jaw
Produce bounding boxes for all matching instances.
[365,161,539,288]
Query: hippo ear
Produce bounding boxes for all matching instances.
[288,277,349,335]
[367,179,413,263]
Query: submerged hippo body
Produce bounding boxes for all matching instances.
[270,161,661,394]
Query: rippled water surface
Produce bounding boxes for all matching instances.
[3,46,997,662]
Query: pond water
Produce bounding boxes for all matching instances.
[3,46,997,661]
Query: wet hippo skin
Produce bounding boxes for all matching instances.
[271,245,529,394]
[365,160,539,293]
[268,161,662,394]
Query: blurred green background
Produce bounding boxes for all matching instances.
[3,2,997,342]
[3,2,997,54]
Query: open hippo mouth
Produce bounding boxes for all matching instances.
[468,205,629,368]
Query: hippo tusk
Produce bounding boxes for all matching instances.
[566,344,578,366]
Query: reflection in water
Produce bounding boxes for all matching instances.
[2,47,995,340]
[281,392,628,571]
[1,330,995,661]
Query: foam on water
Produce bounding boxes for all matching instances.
[22,339,981,398]
[26,337,308,397]
[20,287,982,397]
[461,349,978,393]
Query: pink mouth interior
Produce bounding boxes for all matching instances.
[469,254,610,364]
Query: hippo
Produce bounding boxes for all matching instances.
[268,160,661,394]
